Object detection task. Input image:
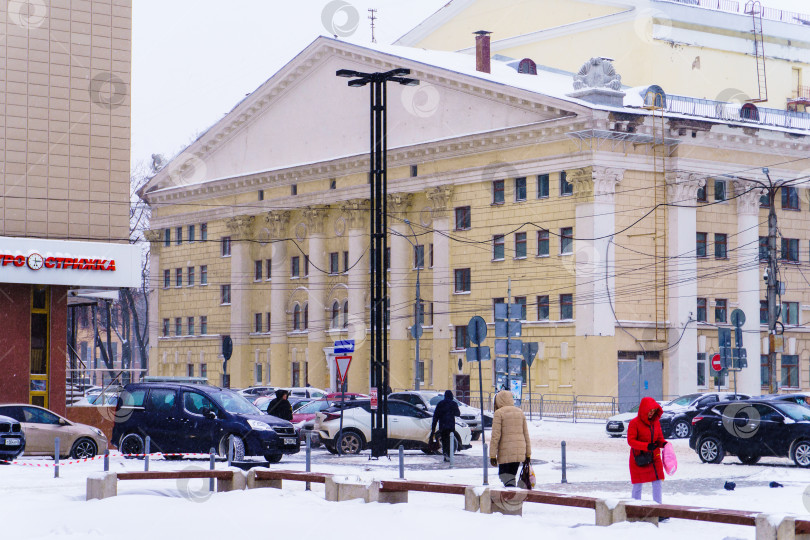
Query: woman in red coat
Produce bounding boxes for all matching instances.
[627,396,666,504]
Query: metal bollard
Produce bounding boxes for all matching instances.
[104,449,109,472]
[305,432,312,491]
[449,435,455,468]
[209,448,216,492]
[398,445,404,479]
[227,434,234,467]
[482,442,488,485]
[144,436,151,472]
[54,437,60,479]
[561,440,568,484]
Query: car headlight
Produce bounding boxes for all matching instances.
[91,427,105,438]
[248,419,273,431]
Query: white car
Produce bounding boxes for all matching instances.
[238,386,276,399]
[388,390,491,440]
[284,387,327,399]
[315,399,472,455]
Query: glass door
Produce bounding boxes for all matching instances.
[30,286,49,408]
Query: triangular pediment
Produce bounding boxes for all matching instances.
[142,37,586,196]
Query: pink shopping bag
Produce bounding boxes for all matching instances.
[662,442,678,476]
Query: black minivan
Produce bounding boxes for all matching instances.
[112,383,299,463]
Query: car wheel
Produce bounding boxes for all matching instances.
[264,454,283,463]
[673,420,691,439]
[218,435,246,461]
[337,430,364,454]
[70,437,98,460]
[791,440,810,468]
[471,432,481,441]
[738,453,761,465]
[698,436,724,464]
[119,433,144,458]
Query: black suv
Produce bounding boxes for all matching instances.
[659,392,749,439]
[689,399,810,467]
[0,415,25,461]
[113,383,299,463]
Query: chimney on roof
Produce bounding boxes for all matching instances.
[474,30,492,74]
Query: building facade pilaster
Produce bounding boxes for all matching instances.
[342,199,369,392]
[387,193,414,389]
[143,229,162,377]
[226,215,256,388]
[267,211,290,386]
[426,185,454,390]
[303,206,330,390]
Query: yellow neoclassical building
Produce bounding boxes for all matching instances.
[396,0,810,110]
[140,35,810,406]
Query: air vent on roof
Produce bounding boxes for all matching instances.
[517,58,537,75]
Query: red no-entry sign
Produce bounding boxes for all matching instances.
[711,353,722,372]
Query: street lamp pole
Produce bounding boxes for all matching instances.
[404,219,422,391]
[337,68,419,458]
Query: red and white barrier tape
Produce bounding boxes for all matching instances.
[0,451,216,467]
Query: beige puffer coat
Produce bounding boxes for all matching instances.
[489,390,531,464]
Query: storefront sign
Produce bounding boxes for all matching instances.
[0,236,141,287]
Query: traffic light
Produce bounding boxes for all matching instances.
[718,327,732,369]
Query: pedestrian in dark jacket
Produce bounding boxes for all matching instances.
[431,390,461,461]
[628,396,667,504]
[266,389,293,421]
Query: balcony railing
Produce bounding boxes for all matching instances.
[662,0,810,26]
[791,86,810,100]
[665,94,810,130]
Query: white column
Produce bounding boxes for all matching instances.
[734,180,764,395]
[666,173,705,395]
[343,200,368,392]
[571,167,623,337]
[304,206,330,390]
[427,186,454,389]
[387,194,413,390]
[226,215,255,387]
[267,211,290,386]
[143,229,162,376]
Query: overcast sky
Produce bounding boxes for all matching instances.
[130,0,810,172]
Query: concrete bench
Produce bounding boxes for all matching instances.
[86,469,246,500]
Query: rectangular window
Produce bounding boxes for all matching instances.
[187,266,195,286]
[515,177,527,201]
[254,260,263,281]
[200,363,208,378]
[414,245,425,268]
[760,192,770,207]
[560,294,573,320]
[175,226,182,245]
[492,180,505,204]
[291,184,297,195]
[200,265,208,285]
[781,238,799,262]
[255,363,263,383]
[410,164,418,177]
[201,223,207,241]
[696,184,707,202]
[454,325,468,350]
[715,299,727,323]
[200,316,208,335]
[714,233,727,259]
[305,255,310,276]
[560,227,573,254]
[696,232,707,258]
[163,269,170,289]
[760,300,768,324]
[454,268,471,293]
[187,317,195,336]
[782,355,799,388]
[221,284,231,305]
[515,232,527,258]
[759,237,768,261]
[783,301,799,325]
[266,312,271,333]
[714,179,726,202]
[455,206,471,230]
[343,251,349,273]
[254,313,262,333]
[329,252,339,274]
[537,295,549,320]
[175,317,182,336]
[559,171,573,196]
[697,353,706,387]
[188,225,195,243]
[187,364,195,377]
[429,244,434,267]
[697,298,707,322]
[163,228,171,247]
[175,268,182,287]
[537,174,549,198]
[221,237,231,257]
[514,296,527,320]
[330,179,336,190]
[291,256,300,278]
[258,189,264,201]
[782,186,800,210]
[162,318,169,337]
[266,259,272,280]
[493,298,505,321]
[537,230,549,257]
[492,235,505,260]
[761,354,770,387]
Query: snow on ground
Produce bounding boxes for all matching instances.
[3,419,809,539]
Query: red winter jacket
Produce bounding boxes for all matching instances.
[627,396,666,484]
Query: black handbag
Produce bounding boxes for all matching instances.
[634,423,656,467]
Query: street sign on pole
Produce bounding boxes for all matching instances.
[522,342,539,367]
[510,377,523,403]
[494,321,521,338]
[370,388,378,410]
[495,339,523,356]
[730,308,746,328]
[711,353,722,372]
[467,316,487,345]
[335,355,352,384]
[466,346,490,362]
[334,340,355,354]
[410,323,423,339]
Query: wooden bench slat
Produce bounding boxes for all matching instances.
[253,470,332,483]
[624,504,757,526]
[795,520,810,534]
[118,471,233,481]
[522,491,598,509]
[379,480,467,495]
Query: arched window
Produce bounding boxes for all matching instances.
[331,301,340,329]
[303,303,309,330]
[293,304,300,330]
[342,300,349,328]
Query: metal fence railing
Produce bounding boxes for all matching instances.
[443,391,621,424]
[665,94,810,130]
[662,0,810,26]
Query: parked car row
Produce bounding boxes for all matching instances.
[0,404,106,460]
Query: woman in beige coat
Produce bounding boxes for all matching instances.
[489,389,531,487]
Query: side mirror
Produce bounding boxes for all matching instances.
[58,418,69,426]
[202,407,217,420]
[417,403,426,410]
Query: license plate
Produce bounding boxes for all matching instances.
[4,438,21,446]
[283,438,297,445]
